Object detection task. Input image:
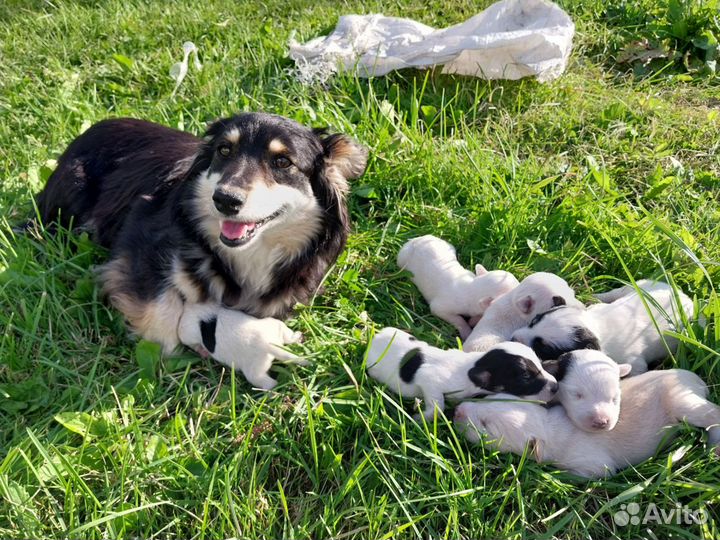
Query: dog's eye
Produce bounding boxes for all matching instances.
[273,156,292,169]
[217,144,232,157]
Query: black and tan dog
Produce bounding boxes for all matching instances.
[38,113,367,360]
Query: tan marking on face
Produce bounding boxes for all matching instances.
[268,139,287,153]
[226,128,240,144]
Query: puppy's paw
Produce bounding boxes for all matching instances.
[249,374,278,390]
[288,331,304,344]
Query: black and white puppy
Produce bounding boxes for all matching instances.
[366,327,558,419]
[37,114,367,357]
[463,272,584,353]
[512,280,694,374]
[178,303,305,389]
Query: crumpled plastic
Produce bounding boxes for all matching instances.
[170,41,202,96]
[289,0,574,84]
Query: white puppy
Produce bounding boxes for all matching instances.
[454,366,720,478]
[366,327,558,419]
[178,304,304,390]
[542,350,632,431]
[397,235,519,339]
[512,280,693,374]
[463,272,583,353]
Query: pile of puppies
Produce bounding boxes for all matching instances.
[366,235,720,478]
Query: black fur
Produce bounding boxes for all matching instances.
[530,326,601,360]
[399,348,424,383]
[542,352,574,382]
[200,317,217,354]
[552,295,566,307]
[528,306,567,328]
[37,113,368,326]
[467,349,548,397]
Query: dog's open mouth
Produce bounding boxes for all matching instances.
[219,207,285,247]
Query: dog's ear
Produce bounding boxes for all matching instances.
[542,359,559,377]
[516,294,535,315]
[477,296,493,311]
[618,363,633,378]
[321,133,368,190]
[475,264,488,276]
[468,366,492,388]
[543,352,573,381]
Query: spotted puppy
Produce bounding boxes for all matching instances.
[454,366,720,478]
[366,327,558,419]
[463,272,583,353]
[397,235,519,339]
[179,303,304,389]
[512,280,694,374]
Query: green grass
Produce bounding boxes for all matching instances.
[1,0,720,538]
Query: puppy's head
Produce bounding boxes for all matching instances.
[511,306,600,360]
[467,341,558,402]
[189,113,367,254]
[511,272,583,320]
[543,350,632,432]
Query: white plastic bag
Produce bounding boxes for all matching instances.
[289,0,574,83]
[170,41,202,96]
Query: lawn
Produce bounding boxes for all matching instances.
[1,0,719,538]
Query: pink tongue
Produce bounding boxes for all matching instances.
[221,221,256,240]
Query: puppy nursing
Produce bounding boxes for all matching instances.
[179,304,304,390]
[455,352,720,478]
[512,280,694,374]
[397,235,519,339]
[366,327,558,419]
[463,272,583,353]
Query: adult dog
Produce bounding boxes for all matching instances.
[37,113,368,356]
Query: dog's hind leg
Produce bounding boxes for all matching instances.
[666,388,720,455]
[101,257,184,354]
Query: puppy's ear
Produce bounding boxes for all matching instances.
[618,363,633,378]
[468,367,491,388]
[321,133,368,191]
[544,352,573,381]
[542,359,559,377]
[477,296,493,312]
[516,294,535,315]
[475,264,488,276]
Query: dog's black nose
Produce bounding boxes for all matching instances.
[213,190,245,215]
[549,382,559,393]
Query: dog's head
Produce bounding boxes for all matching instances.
[543,350,632,432]
[510,272,584,320]
[511,306,600,360]
[186,113,367,256]
[467,341,558,402]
